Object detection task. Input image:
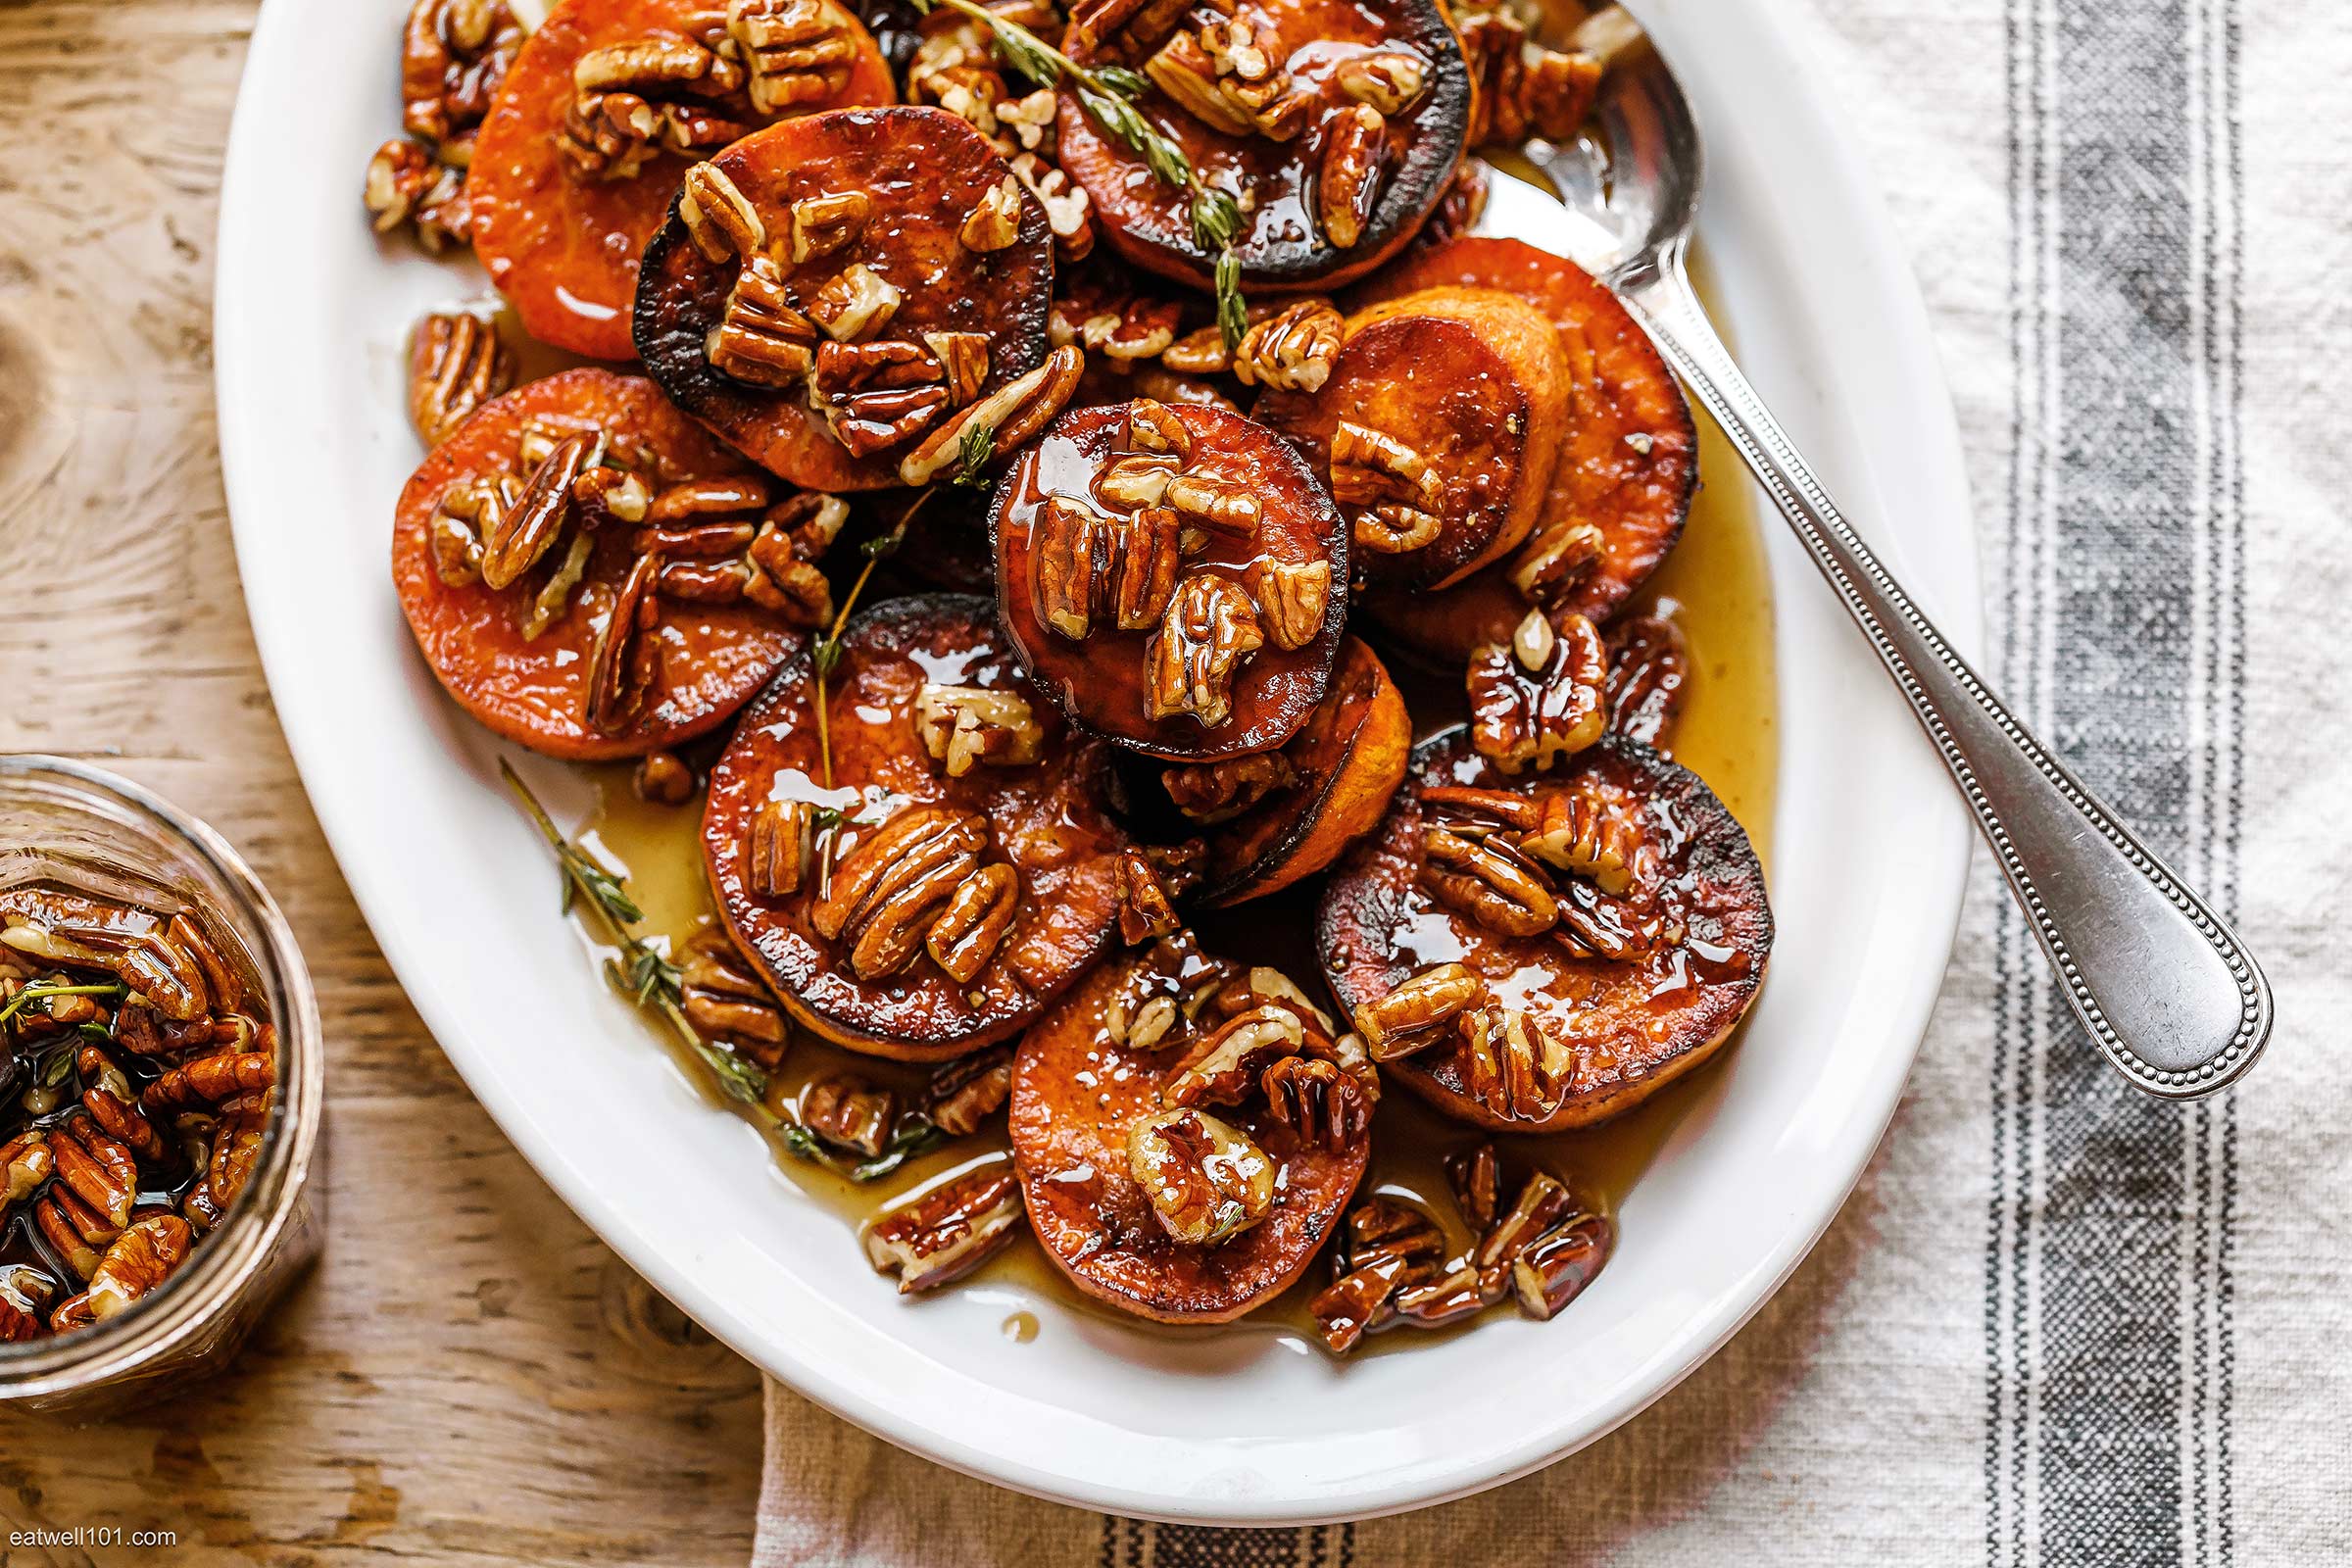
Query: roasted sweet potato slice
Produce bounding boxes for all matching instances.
[1318,727,1770,1131]
[393,368,808,760]
[1159,636,1410,906]
[633,105,1059,492]
[1053,0,1470,294]
[991,399,1348,760]
[1009,943,1372,1322]
[1347,236,1697,623]
[1254,284,1565,590]
[468,0,896,361]
[703,594,1130,1059]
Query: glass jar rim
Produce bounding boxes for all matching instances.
[0,755,324,1396]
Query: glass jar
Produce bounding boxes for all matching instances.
[0,756,325,1414]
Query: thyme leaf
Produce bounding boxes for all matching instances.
[952,419,998,489]
[848,1115,946,1182]
[0,982,124,1032]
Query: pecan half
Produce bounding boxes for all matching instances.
[1145,30,1257,137]
[711,256,821,387]
[1352,962,1485,1060]
[1329,420,1443,553]
[1245,559,1332,652]
[584,551,662,734]
[802,1075,897,1156]
[811,807,989,980]
[48,1214,195,1332]
[1469,1167,1571,1298]
[897,345,1085,485]
[1113,848,1183,947]
[1162,1003,1307,1107]
[680,925,792,1066]
[1160,751,1296,824]
[1162,470,1262,536]
[33,1186,115,1281]
[1232,300,1342,394]
[731,0,858,115]
[1457,1003,1572,1121]
[1126,1107,1276,1247]
[863,1165,1026,1292]
[0,893,218,1021]
[479,429,594,590]
[77,1046,165,1163]
[1519,786,1640,896]
[1421,826,1557,936]
[678,161,768,264]
[1030,494,1104,640]
[1336,48,1428,115]
[1316,105,1389,250]
[140,1049,275,1116]
[748,799,817,899]
[812,339,950,457]
[1605,613,1690,749]
[562,39,752,182]
[745,491,848,627]
[1125,398,1193,461]
[1510,515,1606,604]
[402,0,521,155]
[1145,573,1264,728]
[925,862,1020,984]
[1262,1054,1375,1151]
[408,311,514,447]
[1467,609,1609,773]
[923,331,992,405]
[914,684,1046,776]
[50,1115,137,1231]
[921,1044,1014,1137]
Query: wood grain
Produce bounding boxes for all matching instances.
[0,4,764,1560]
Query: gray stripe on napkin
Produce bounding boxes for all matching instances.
[1985,0,2243,1562]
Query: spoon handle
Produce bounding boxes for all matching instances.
[1615,250,2271,1099]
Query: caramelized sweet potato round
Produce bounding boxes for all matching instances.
[1253,284,1565,590]
[393,368,805,760]
[1318,727,1770,1131]
[1162,636,1410,906]
[633,106,1058,491]
[1053,0,1470,293]
[703,594,1129,1058]
[1009,946,1371,1322]
[468,0,896,360]
[1347,236,1697,623]
[992,399,1348,760]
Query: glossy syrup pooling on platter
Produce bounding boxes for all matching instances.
[571,414,1773,1352]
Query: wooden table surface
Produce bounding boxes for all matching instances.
[0,4,766,1560]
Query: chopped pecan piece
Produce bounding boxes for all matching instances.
[802,1074,897,1156]
[1095,452,1178,510]
[807,264,904,343]
[1145,30,1257,137]
[925,862,1021,984]
[1245,558,1332,651]
[744,491,848,627]
[1470,1167,1572,1297]
[731,0,859,115]
[863,1165,1026,1292]
[1392,1262,1488,1327]
[402,0,521,155]
[914,684,1046,776]
[1124,398,1193,461]
[1007,152,1095,261]
[710,256,821,387]
[1445,1140,1501,1233]
[0,1266,52,1343]
[959,173,1025,252]
[922,1045,1015,1137]
[1510,515,1606,604]
[1353,962,1485,1061]
[1458,10,1603,148]
[1232,300,1343,394]
[1309,1196,1446,1351]
[1113,848,1183,946]
[1316,105,1389,250]
[1162,470,1262,536]
[1336,48,1429,115]
[561,39,753,182]
[923,331,992,405]
[408,311,514,447]
[1162,1003,1307,1107]
[365,136,470,251]
[1145,573,1264,728]
[785,187,870,263]
[1468,609,1610,773]
[1126,1107,1275,1247]
[633,750,697,806]
[1160,751,1296,824]
[1,1131,53,1212]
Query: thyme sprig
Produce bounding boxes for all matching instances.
[0,982,124,1033]
[500,764,948,1183]
[811,488,935,789]
[502,760,769,1107]
[911,0,1250,346]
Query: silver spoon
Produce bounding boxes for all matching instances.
[1515,6,2271,1099]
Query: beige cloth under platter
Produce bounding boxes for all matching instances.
[754,0,2352,1561]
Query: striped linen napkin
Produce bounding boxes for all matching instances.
[754,0,2347,1559]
